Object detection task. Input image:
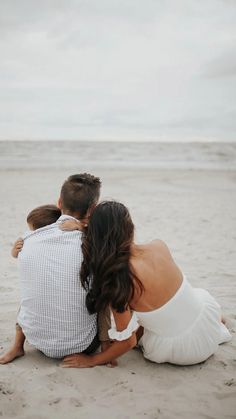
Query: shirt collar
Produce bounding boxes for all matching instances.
[56,214,78,223]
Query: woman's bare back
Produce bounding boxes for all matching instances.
[130,240,183,312]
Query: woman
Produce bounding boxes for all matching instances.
[62,201,231,368]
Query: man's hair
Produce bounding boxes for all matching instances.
[27,205,61,230]
[60,173,101,218]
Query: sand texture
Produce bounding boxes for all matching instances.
[0,168,236,419]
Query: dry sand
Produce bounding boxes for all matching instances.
[0,168,236,419]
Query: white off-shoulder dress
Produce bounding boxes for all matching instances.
[108,276,232,365]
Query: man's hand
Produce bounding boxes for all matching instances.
[59,219,86,232]
[61,353,94,368]
[11,238,24,258]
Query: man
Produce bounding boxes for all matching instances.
[0,173,101,362]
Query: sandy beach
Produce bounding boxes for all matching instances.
[0,166,236,419]
[1,0,236,415]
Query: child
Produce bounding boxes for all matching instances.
[0,205,61,364]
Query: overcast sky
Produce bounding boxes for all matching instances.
[0,0,235,141]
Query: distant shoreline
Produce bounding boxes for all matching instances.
[1,138,236,144]
[1,140,236,171]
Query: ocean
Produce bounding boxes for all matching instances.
[0,140,236,171]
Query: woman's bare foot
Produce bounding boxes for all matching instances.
[0,346,25,364]
[101,341,118,368]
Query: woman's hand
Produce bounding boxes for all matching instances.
[59,219,85,232]
[61,353,94,368]
[11,238,24,258]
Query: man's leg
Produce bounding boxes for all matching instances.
[0,323,25,364]
[82,334,100,355]
[98,307,118,367]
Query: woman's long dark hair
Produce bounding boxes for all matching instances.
[80,201,143,313]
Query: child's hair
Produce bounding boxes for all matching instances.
[27,205,61,230]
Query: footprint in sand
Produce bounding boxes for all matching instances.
[70,397,83,407]
[48,397,61,405]
[224,378,236,387]
[0,383,13,396]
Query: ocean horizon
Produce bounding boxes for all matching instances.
[0,140,236,171]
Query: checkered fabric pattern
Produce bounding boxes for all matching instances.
[17,215,97,358]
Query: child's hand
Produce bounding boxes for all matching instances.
[11,238,24,258]
[59,219,85,232]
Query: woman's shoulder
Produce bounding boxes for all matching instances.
[131,240,171,267]
[149,239,171,253]
[142,240,175,266]
[131,239,171,256]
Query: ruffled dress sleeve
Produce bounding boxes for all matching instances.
[108,310,139,341]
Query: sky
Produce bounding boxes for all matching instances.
[0,0,235,142]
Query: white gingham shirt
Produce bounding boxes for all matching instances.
[17,215,97,358]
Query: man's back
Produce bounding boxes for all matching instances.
[17,215,97,358]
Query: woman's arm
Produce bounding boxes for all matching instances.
[61,309,138,368]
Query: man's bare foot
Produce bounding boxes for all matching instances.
[101,341,118,368]
[0,347,25,364]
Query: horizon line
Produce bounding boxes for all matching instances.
[1,138,236,144]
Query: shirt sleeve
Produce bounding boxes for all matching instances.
[108,310,139,341]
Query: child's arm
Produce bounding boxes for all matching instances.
[11,238,24,258]
[59,219,86,231]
